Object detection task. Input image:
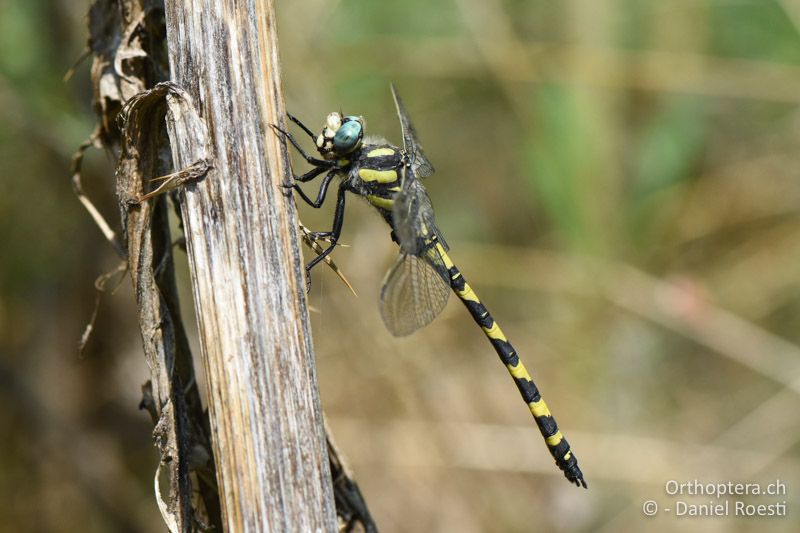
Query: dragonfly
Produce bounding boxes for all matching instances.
[274,85,586,488]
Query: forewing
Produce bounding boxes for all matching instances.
[379,253,450,337]
[391,84,435,178]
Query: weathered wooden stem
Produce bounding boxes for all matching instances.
[162,1,336,530]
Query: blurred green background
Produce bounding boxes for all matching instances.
[2,0,800,531]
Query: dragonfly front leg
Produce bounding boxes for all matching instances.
[288,113,317,142]
[271,124,332,167]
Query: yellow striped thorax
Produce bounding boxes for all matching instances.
[358,168,398,183]
[367,147,396,158]
[366,195,395,210]
[354,145,403,205]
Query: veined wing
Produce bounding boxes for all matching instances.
[391,84,435,178]
[379,253,450,337]
[379,170,451,337]
[392,171,448,256]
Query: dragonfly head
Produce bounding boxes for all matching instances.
[316,113,364,159]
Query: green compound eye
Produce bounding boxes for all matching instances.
[333,117,363,154]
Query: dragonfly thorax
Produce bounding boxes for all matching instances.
[315,112,365,160]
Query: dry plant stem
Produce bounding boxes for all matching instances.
[80,1,221,530]
[117,84,221,531]
[162,1,337,530]
[326,420,377,533]
[80,1,368,529]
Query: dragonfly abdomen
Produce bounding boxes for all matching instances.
[435,244,587,488]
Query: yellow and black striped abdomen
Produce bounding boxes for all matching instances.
[435,244,586,487]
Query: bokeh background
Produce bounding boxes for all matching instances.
[2,0,800,531]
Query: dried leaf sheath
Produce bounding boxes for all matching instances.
[116,82,215,531]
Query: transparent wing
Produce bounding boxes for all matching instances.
[380,168,452,336]
[379,253,450,337]
[391,83,435,178]
[392,171,448,256]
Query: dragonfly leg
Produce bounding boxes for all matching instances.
[306,231,333,241]
[294,165,328,183]
[294,169,338,208]
[287,113,317,142]
[271,124,332,167]
[304,183,347,290]
[281,165,327,195]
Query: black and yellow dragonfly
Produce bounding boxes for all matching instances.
[274,86,586,488]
